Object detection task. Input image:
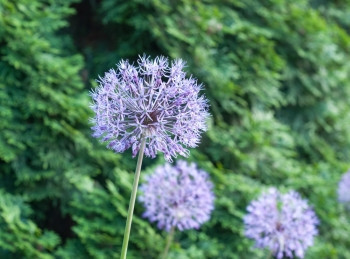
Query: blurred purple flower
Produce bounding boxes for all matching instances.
[244,188,318,259]
[338,170,350,206]
[90,55,209,162]
[139,160,215,232]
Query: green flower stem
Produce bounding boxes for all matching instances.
[160,227,175,259]
[120,138,146,259]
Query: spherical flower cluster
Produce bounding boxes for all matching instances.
[244,188,318,259]
[338,170,350,206]
[139,160,215,232]
[90,55,209,162]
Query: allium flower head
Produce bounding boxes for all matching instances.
[244,188,318,259]
[139,160,215,232]
[338,170,350,206]
[90,55,209,162]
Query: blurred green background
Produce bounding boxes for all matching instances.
[1,0,350,258]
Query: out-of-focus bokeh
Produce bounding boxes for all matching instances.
[1,0,350,258]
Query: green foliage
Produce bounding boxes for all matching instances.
[62,169,164,259]
[0,0,350,258]
[0,0,120,257]
[0,190,60,259]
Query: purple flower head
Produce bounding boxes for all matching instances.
[338,170,350,207]
[90,55,209,162]
[139,160,215,232]
[244,188,318,259]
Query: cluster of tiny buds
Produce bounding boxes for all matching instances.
[90,55,209,162]
[244,188,318,259]
[139,160,215,232]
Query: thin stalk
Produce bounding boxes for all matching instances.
[120,138,146,259]
[160,227,175,259]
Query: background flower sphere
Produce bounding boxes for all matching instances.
[90,55,209,161]
[244,188,318,259]
[338,170,350,206]
[139,160,215,232]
